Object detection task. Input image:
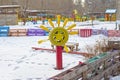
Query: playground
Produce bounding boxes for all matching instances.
[0,17,120,79]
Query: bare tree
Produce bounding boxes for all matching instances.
[0,0,117,19]
[21,0,29,18]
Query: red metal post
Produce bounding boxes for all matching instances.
[56,46,63,70]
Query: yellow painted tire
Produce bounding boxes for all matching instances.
[49,27,69,46]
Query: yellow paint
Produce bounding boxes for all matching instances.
[48,19,54,28]
[38,15,76,52]
[49,27,69,46]
[40,25,50,32]
[67,24,76,30]
[63,18,68,27]
[64,45,70,53]
[57,15,61,27]
[69,31,78,35]
[38,39,49,44]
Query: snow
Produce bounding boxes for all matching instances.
[105,9,117,14]
[0,5,20,8]
[0,20,119,80]
[110,75,120,80]
[0,36,87,80]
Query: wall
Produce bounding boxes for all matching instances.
[0,14,18,25]
[116,0,120,20]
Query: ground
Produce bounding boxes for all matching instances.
[0,20,119,80]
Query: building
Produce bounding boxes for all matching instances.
[105,9,117,21]
[0,5,20,25]
[116,0,120,20]
[0,0,74,17]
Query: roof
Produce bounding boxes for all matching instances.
[0,5,20,8]
[105,9,117,14]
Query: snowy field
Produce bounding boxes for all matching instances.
[0,20,120,80]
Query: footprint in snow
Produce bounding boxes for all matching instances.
[13,66,19,70]
[38,63,42,65]
[35,78,42,80]
[44,63,48,65]
[30,53,37,57]
[31,62,35,64]
[16,60,23,64]
[20,56,27,59]
[13,79,22,80]
[25,62,29,64]
[8,64,12,66]
[26,78,33,80]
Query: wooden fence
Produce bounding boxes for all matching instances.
[49,51,120,80]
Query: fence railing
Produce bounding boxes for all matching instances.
[1,26,120,37]
[49,51,120,80]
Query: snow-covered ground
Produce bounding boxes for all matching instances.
[0,20,119,80]
[110,75,120,80]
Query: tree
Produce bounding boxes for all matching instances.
[20,0,29,18]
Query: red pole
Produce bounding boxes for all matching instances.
[56,46,63,70]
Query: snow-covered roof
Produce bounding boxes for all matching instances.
[105,9,117,14]
[26,10,40,12]
[26,9,55,13]
[0,5,20,8]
